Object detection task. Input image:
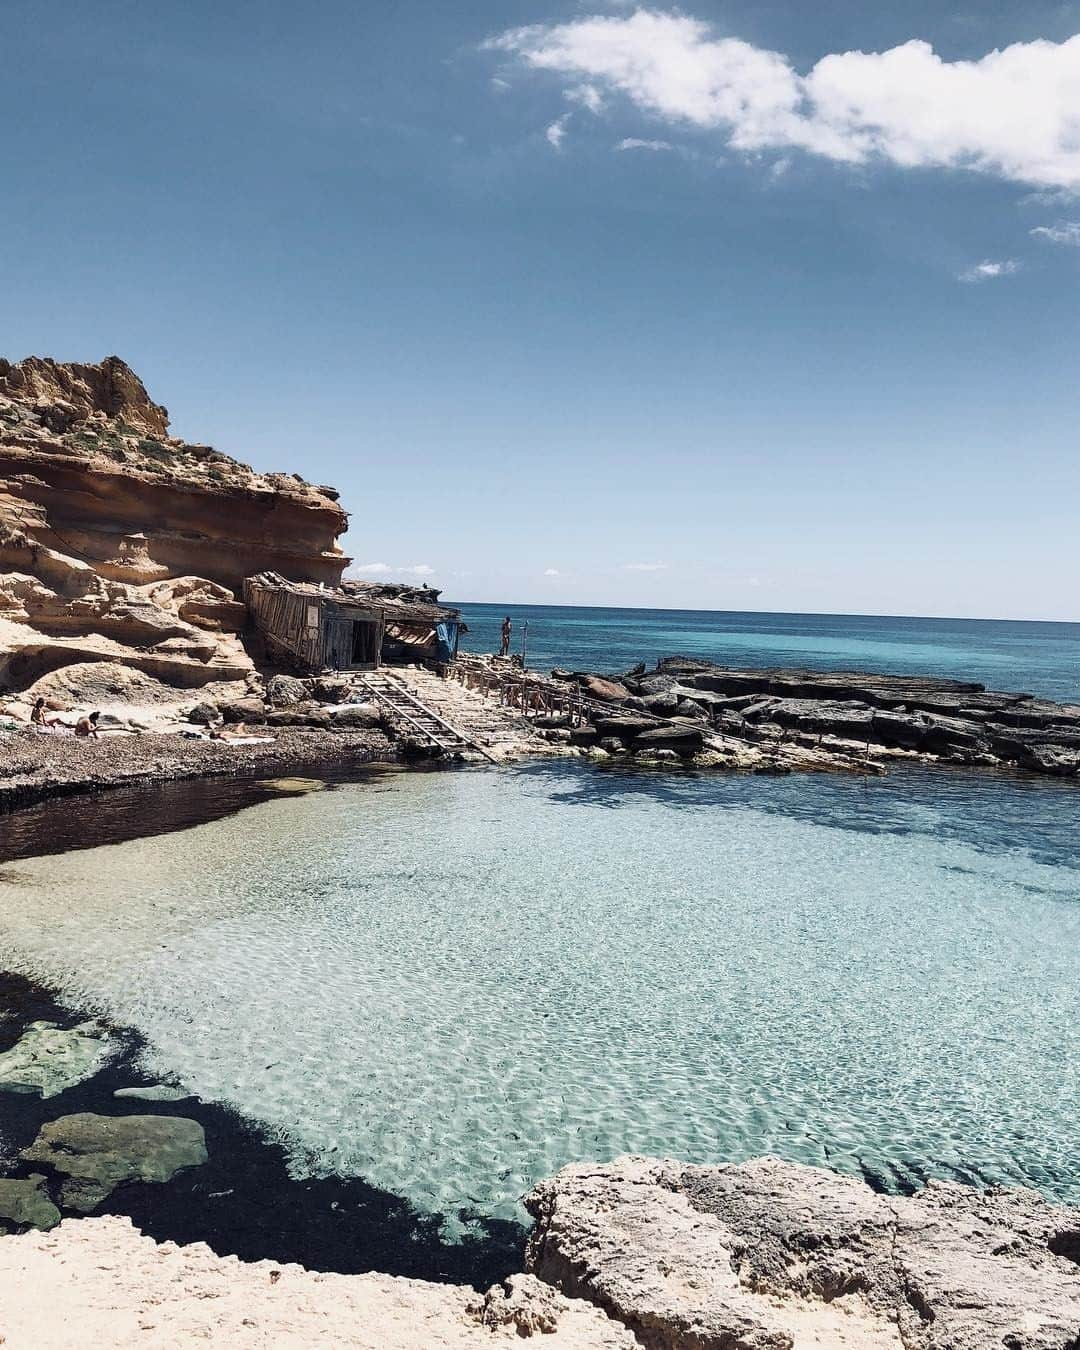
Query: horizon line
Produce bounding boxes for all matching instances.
[442,599,1080,627]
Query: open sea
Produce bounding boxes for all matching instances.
[453,603,1080,704]
[0,604,1077,1279]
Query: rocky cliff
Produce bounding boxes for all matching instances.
[0,356,350,700]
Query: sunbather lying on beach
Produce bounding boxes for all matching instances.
[210,723,250,741]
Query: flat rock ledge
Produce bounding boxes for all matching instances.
[525,1156,1080,1349]
[0,1216,634,1348]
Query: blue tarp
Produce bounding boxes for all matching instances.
[435,620,460,663]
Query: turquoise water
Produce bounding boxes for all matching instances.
[454,603,1080,704]
[1,761,1076,1231]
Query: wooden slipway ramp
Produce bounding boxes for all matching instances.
[353,670,548,763]
[359,669,553,766]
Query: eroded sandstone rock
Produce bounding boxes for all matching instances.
[0,355,350,700]
[526,1156,1080,1350]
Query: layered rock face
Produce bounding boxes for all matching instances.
[0,355,349,696]
[526,1156,1080,1349]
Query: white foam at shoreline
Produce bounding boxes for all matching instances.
[0,766,1076,1226]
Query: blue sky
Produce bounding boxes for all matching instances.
[2,1,1079,619]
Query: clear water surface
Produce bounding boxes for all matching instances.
[0,761,1076,1232]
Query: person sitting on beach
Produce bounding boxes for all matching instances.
[74,711,101,739]
[500,615,512,657]
[30,697,56,730]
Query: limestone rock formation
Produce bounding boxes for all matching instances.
[0,1159,1074,1346]
[21,1113,208,1212]
[0,355,349,703]
[525,1156,1080,1349]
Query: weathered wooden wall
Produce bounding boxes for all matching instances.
[244,577,383,671]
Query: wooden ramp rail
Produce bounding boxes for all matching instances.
[354,672,501,764]
[450,656,589,722]
[451,656,675,729]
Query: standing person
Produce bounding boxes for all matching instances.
[500,615,512,657]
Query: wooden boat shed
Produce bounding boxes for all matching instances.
[243,572,462,673]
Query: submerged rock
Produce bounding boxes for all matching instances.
[113,1084,195,1103]
[21,1113,208,1213]
[526,1155,1080,1350]
[257,776,326,795]
[0,1020,113,1098]
[0,1174,60,1232]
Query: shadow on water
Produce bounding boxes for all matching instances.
[0,763,405,865]
[0,972,525,1287]
[509,758,1080,875]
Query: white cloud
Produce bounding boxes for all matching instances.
[1030,220,1080,245]
[958,259,1021,282]
[616,137,676,152]
[486,13,1080,188]
[565,83,604,113]
[546,114,570,148]
[543,567,562,576]
[350,562,436,578]
[622,561,669,571]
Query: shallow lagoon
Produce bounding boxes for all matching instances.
[0,761,1076,1233]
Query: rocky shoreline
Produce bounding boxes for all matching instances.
[6,648,1080,821]
[0,725,396,814]
[0,1155,1075,1347]
[538,656,1080,779]
[0,972,1075,1347]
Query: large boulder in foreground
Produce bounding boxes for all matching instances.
[525,1156,1080,1350]
[21,1113,207,1213]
